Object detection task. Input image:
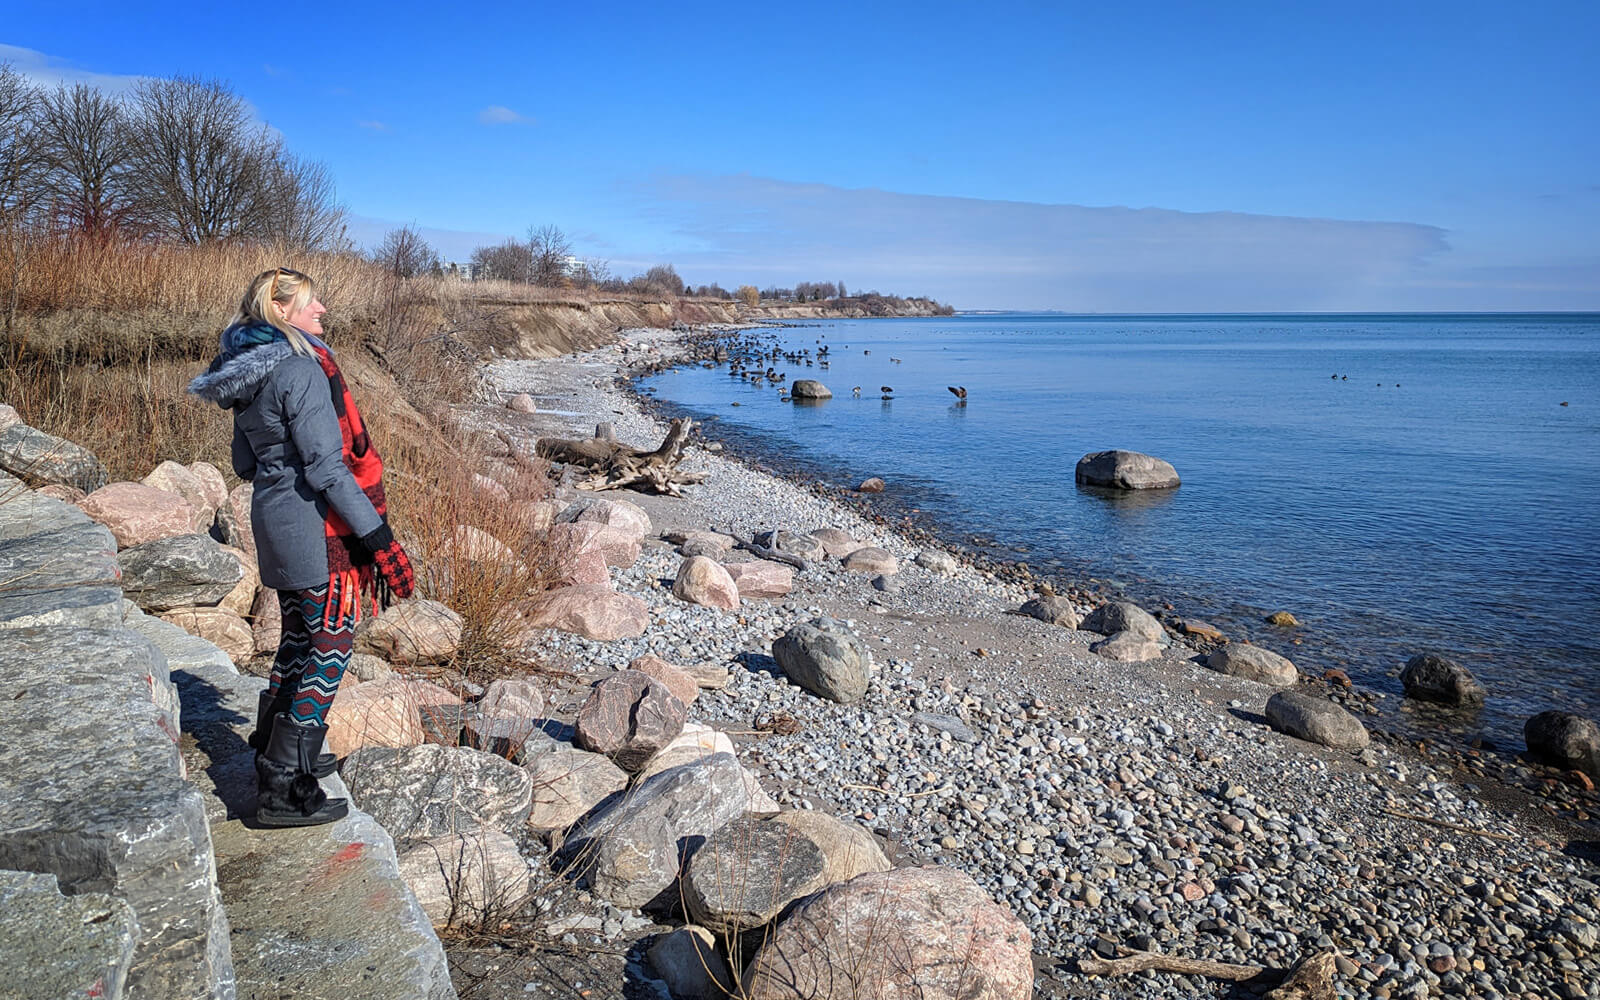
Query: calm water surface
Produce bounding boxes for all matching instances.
[640,314,1600,746]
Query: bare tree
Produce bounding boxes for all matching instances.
[373,225,437,279]
[470,239,533,282]
[35,82,133,239]
[0,63,43,335]
[258,151,349,253]
[124,76,275,243]
[526,223,572,285]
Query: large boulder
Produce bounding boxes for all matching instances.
[772,617,872,703]
[142,460,215,531]
[560,753,768,908]
[216,482,255,555]
[575,670,687,772]
[915,549,959,574]
[672,555,740,610]
[524,746,629,832]
[753,530,824,562]
[557,496,652,540]
[186,460,228,511]
[324,677,426,758]
[742,865,1033,1000]
[1081,600,1163,640]
[215,544,260,617]
[0,422,108,492]
[635,722,737,782]
[1075,449,1180,490]
[808,527,858,559]
[1019,595,1080,628]
[678,530,736,558]
[396,830,529,928]
[343,743,534,842]
[354,599,463,665]
[768,810,892,887]
[1524,711,1600,777]
[1091,630,1162,663]
[546,521,639,568]
[1266,691,1370,749]
[479,678,545,721]
[789,379,832,399]
[158,605,252,664]
[75,480,197,550]
[1400,653,1487,706]
[627,654,700,705]
[446,524,518,567]
[0,870,139,1000]
[551,544,611,587]
[118,533,243,612]
[1206,644,1299,687]
[841,546,899,575]
[648,926,736,1000]
[249,586,282,655]
[682,818,828,934]
[723,559,794,598]
[518,585,649,640]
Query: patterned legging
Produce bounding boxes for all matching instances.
[265,584,353,727]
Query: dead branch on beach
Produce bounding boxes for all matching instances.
[1078,949,1337,1000]
[534,417,705,496]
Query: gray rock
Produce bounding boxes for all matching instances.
[118,533,242,612]
[461,715,554,764]
[1400,652,1487,706]
[768,811,892,886]
[1206,644,1299,687]
[914,549,959,574]
[0,627,233,1000]
[343,743,534,842]
[1091,630,1162,662]
[173,659,456,1000]
[0,520,123,630]
[911,711,978,743]
[753,529,824,561]
[1074,449,1180,490]
[871,573,901,592]
[575,670,687,772]
[1081,600,1163,640]
[789,379,832,399]
[682,817,828,933]
[396,830,530,929]
[0,422,108,492]
[1266,691,1370,749]
[1524,711,1600,777]
[648,925,735,1000]
[0,870,139,1000]
[772,617,872,703]
[560,753,763,909]
[0,471,94,543]
[1019,595,1081,629]
[122,605,237,675]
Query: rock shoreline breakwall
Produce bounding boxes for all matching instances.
[0,435,454,999]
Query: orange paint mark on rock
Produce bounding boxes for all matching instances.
[320,841,366,878]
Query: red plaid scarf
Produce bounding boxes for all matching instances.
[312,344,389,625]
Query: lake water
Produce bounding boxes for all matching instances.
[639,314,1600,748]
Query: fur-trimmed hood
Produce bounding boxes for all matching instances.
[188,341,297,409]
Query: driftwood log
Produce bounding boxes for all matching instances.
[535,417,706,497]
[1078,949,1336,1000]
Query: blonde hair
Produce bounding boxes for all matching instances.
[234,268,318,356]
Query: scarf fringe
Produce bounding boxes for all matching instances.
[324,566,385,629]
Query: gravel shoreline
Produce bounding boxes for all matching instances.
[463,326,1598,1000]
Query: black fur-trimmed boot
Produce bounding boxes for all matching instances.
[249,690,337,777]
[256,713,348,828]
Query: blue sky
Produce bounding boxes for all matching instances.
[5,1,1597,310]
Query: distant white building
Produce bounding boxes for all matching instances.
[559,255,587,279]
[442,261,483,282]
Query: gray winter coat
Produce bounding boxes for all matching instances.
[189,341,383,590]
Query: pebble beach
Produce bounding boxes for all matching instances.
[450,325,1600,1000]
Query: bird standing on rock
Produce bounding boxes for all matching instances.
[880,385,893,393]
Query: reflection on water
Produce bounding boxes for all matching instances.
[1075,483,1180,513]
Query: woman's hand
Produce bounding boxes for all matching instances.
[361,522,415,600]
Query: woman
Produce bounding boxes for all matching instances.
[189,267,414,827]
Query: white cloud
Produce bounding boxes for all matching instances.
[637,175,1460,311]
[0,42,146,91]
[477,104,532,125]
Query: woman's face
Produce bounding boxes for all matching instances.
[281,296,327,336]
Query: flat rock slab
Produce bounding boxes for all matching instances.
[0,519,124,630]
[0,626,233,1000]
[123,605,238,675]
[0,470,96,542]
[174,659,456,1000]
[0,422,109,492]
[0,869,139,1000]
